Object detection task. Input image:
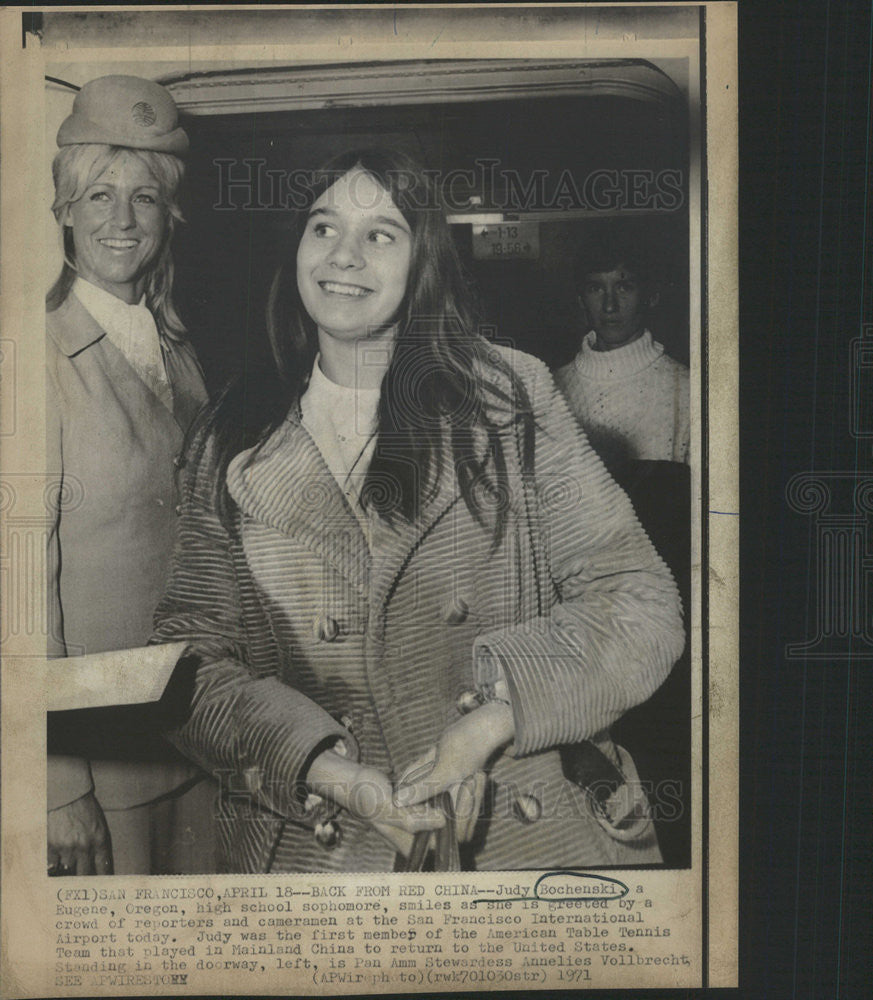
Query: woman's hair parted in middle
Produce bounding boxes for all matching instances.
[46,143,188,337]
[204,148,534,545]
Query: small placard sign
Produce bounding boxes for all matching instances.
[472,221,540,260]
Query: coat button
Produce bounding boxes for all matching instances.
[303,792,324,816]
[443,597,469,624]
[314,819,341,849]
[174,504,183,516]
[313,615,340,642]
[173,453,187,470]
[513,793,543,825]
[456,689,483,715]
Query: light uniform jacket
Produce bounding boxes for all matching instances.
[153,347,684,872]
[46,293,208,810]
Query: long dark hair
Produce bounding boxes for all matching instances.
[203,148,533,545]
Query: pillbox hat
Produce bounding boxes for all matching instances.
[56,75,188,156]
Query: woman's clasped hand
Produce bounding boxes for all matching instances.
[305,699,515,855]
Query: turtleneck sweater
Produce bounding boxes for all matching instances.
[554,329,690,468]
[299,355,382,537]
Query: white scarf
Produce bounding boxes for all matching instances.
[72,278,173,411]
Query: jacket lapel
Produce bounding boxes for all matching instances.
[367,449,463,636]
[367,414,526,635]
[227,413,469,608]
[226,413,371,594]
[48,295,204,438]
[48,296,186,444]
[47,295,108,356]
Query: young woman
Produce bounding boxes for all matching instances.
[153,148,684,873]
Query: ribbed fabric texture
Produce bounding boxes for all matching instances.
[554,330,690,467]
[152,345,682,872]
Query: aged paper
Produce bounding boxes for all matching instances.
[0,4,737,996]
[47,645,189,713]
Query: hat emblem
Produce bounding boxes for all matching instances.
[131,101,157,127]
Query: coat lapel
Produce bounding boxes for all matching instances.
[47,295,108,356]
[367,448,463,637]
[48,295,205,438]
[226,413,371,594]
[367,414,528,636]
[226,414,469,609]
[48,296,186,445]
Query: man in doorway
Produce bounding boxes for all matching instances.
[555,230,691,867]
[554,232,690,473]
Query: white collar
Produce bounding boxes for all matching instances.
[72,278,172,409]
[72,278,152,339]
[307,352,381,395]
[302,354,381,437]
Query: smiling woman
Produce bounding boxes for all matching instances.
[45,76,214,877]
[150,147,684,874]
[61,151,167,304]
[296,168,412,383]
[48,146,186,337]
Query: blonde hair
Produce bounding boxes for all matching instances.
[47,144,187,337]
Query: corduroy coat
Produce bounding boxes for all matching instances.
[153,347,684,873]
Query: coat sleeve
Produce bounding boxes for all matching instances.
[45,340,96,809]
[473,357,685,757]
[151,435,358,819]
